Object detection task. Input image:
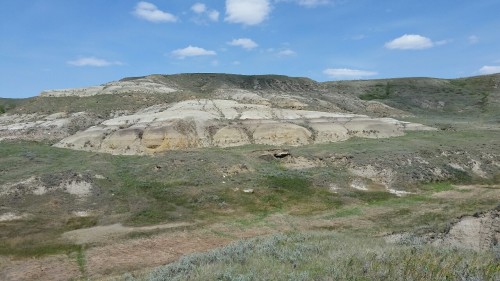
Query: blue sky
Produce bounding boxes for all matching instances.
[1,0,499,98]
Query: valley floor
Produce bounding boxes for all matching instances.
[0,128,499,280]
[1,184,499,280]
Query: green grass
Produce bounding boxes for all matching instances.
[1,73,500,280]
[422,181,454,192]
[324,74,500,125]
[0,125,498,260]
[368,194,429,207]
[265,174,310,193]
[0,97,24,113]
[263,172,342,215]
[145,232,500,281]
[64,216,98,231]
[0,240,81,257]
[76,245,87,275]
[346,190,396,204]
[233,212,271,227]
[326,207,363,218]
[359,82,391,100]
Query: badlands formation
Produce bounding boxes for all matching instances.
[1,74,434,154]
[55,99,432,154]
[1,74,499,280]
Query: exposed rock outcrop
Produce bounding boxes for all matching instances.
[1,74,439,154]
[433,209,500,250]
[40,78,177,97]
[0,112,103,141]
[387,208,500,251]
[54,99,434,154]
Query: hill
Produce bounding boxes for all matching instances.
[324,74,500,122]
[0,73,499,280]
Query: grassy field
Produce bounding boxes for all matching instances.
[141,231,500,281]
[1,73,499,279]
[1,128,498,262]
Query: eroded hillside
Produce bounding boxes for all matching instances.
[0,73,499,280]
[1,74,431,152]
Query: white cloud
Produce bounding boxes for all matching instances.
[478,65,500,75]
[277,49,297,57]
[133,1,177,23]
[385,34,434,50]
[228,38,258,50]
[171,46,216,59]
[323,68,378,79]
[191,3,219,22]
[191,3,206,14]
[468,35,479,44]
[225,0,271,26]
[435,39,451,46]
[296,0,330,7]
[67,57,123,67]
[208,10,220,21]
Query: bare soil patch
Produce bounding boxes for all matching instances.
[0,255,81,281]
[86,231,230,278]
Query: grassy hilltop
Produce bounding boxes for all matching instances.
[2,73,499,118]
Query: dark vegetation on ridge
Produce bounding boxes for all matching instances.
[1,73,499,122]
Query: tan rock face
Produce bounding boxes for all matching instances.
[101,128,143,154]
[142,123,202,152]
[213,126,250,147]
[52,99,435,155]
[310,123,349,143]
[253,123,312,146]
[344,118,404,138]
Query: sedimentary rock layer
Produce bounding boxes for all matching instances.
[54,99,434,154]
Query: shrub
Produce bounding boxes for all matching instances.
[145,232,500,281]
